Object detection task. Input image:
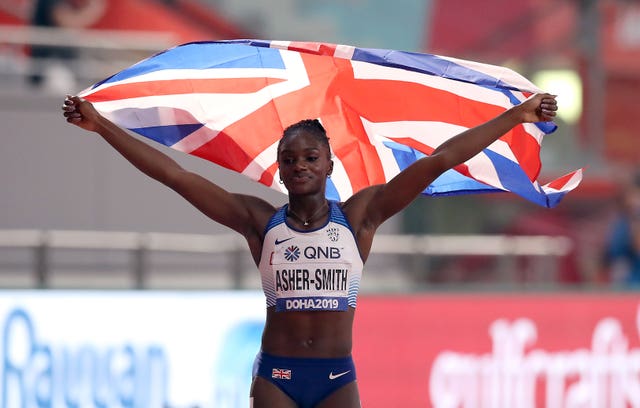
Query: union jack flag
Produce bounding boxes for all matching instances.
[79,39,582,207]
[272,368,292,380]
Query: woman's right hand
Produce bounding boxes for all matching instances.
[62,95,101,132]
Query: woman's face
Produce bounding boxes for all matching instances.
[277,130,333,196]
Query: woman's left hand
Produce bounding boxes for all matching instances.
[518,93,558,123]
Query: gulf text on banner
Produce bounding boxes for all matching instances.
[354,293,640,408]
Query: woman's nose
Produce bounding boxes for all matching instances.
[293,159,307,170]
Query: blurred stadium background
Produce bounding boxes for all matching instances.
[1,0,639,407]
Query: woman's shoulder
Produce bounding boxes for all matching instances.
[336,185,384,234]
[233,193,280,227]
[340,185,383,216]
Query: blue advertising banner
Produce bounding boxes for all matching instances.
[0,291,266,408]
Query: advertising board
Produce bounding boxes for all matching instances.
[354,294,640,408]
[0,291,265,408]
[2,291,639,407]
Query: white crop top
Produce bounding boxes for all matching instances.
[258,201,364,312]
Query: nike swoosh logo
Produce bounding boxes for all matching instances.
[329,370,351,380]
[275,237,294,245]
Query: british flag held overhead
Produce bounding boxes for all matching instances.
[79,39,582,207]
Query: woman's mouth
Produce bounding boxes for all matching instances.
[291,174,310,183]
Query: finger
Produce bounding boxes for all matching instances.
[63,110,81,118]
[540,110,556,121]
[62,97,77,110]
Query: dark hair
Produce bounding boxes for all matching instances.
[277,119,331,159]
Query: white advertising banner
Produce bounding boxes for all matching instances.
[0,291,266,408]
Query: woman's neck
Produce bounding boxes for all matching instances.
[287,196,329,227]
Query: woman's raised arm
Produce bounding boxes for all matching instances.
[62,96,274,238]
[345,93,557,233]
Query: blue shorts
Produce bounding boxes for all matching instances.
[252,351,356,408]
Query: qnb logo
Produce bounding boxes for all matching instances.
[283,246,342,262]
[284,245,300,261]
[303,246,341,260]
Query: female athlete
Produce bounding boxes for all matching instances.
[63,93,557,407]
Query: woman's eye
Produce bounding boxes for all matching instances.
[307,156,318,162]
[283,158,294,164]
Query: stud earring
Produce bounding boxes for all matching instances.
[279,179,284,184]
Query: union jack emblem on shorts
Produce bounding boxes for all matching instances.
[272,368,292,380]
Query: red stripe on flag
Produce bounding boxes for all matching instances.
[287,41,339,57]
[259,161,279,187]
[546,169,580,190]
[85,77,286,102]
[190,131,255,173]
[391,136,475,180]
[338,73,543,179]
[499,125,541,181]
[190,99,284,173]
[333,76,542,181]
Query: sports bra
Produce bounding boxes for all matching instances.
[257,201,364,312]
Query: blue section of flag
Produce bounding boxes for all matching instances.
[383,140,500,196]
[352,48,517,91]
[325,178,341,201]
[483,149,552,207]
[427,170,501,195]
[382,140,568,203]
[542,191,568,208]
[131,123,204,146]
[92,42,286,88]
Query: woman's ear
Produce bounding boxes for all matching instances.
[328,160,334,177]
